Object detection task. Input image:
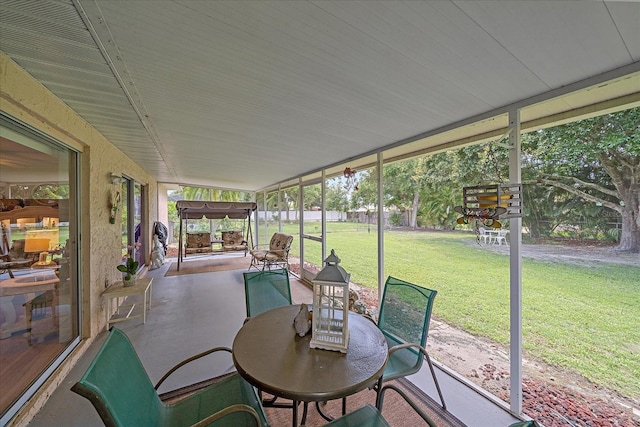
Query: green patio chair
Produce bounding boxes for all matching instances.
[374,276,446,409]
[71,327,268,427]
[243,268,300,412]
[324,383,437,427]
[243,268,292,321]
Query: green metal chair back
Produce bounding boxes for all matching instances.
[243,268,292,318]
[72,327,164,427]
[325,384,437,427]
[71,327,268,426]
[378,276,437,382]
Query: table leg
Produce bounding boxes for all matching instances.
[0,297,17,339]
[24,300,33,343]
[290,401,310,427]
[292,400,297,427]
[301,402,308,425]
[142,288,147,324]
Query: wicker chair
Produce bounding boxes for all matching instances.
[248,232,293,271]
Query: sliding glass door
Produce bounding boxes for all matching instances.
[0,116,80,423]
[121,178,146,273]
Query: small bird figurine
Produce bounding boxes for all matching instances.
[293,304,312,337]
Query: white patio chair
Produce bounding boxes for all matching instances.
[478,227,490,245]
[494,229,509,246]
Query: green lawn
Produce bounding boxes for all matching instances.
[278,222,640,399]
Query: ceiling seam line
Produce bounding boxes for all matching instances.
[72,0,178,179]
[451,0,550,90]
[602,2,635,61]
[309,0,484,101]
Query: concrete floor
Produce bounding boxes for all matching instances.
[27,256,520,426]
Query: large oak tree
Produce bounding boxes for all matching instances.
[522,108,639,252]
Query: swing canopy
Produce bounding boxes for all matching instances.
[176,201,257,220]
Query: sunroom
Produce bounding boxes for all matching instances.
[0,1,639,426]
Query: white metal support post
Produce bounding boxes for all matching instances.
[298,178,304,278]
[277,186,283,233]
[377,153,385,304]
[261,189,268,245]
[509,109,523,415]
[321,170,327,262]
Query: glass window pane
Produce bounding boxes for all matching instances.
[0,123,79,419]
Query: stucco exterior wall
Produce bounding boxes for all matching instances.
[0,52,159,425]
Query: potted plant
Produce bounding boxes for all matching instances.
[117,256,139,286]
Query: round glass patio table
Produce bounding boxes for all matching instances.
[232,304,388,423]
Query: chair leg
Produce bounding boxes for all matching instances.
[248,256,260,271]
[315,398,346,422]
[425,353,446,410]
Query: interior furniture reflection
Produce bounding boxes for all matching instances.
[232,304,388,426]
[373,276,446,409]
[21,259,71,345]
[23,290,57,345]
[72,327,269,427]
[0,235,35,278]
[23,238,51,263]
[0,271,59,340]
[0,259,31,279]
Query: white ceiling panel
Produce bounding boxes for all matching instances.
[454,1,635,88]
[1,0,638,190]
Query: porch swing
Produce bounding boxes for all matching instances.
[176,201,257,271]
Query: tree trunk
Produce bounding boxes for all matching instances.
[617,205,639,253]
[410,192,420,229]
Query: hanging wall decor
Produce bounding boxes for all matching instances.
[343,167,358,191]
[109,189,121,224]
[454,183,522,244]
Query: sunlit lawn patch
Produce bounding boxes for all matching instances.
[285,223,639,398]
